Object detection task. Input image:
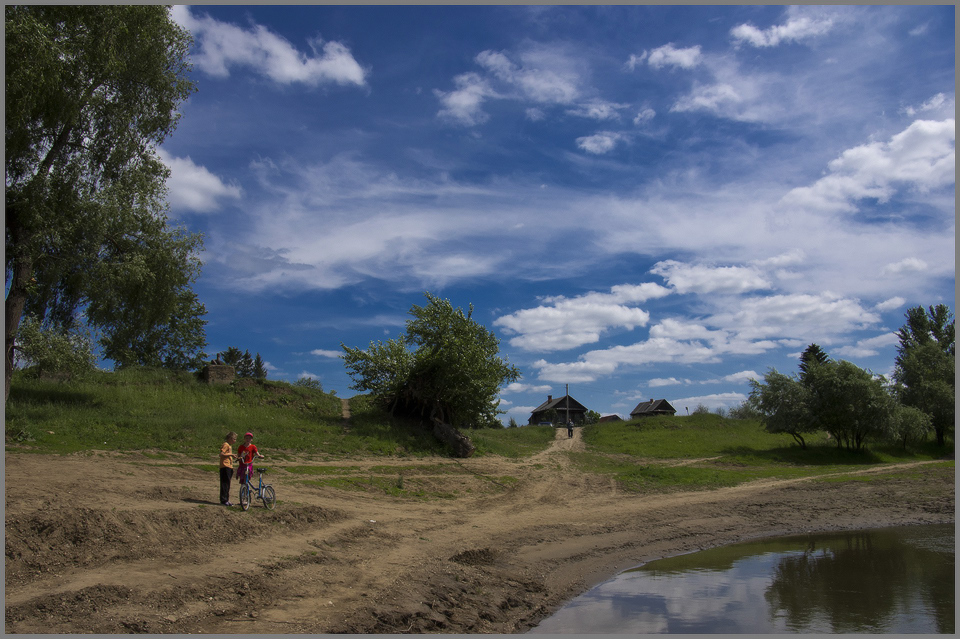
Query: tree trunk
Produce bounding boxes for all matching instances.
[5,251,33,403]
[432,419,475,458]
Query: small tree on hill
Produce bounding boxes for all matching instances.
[749,370,817,448]
[218,347,243,367]
[238,350,254,378]
[342,293,520,430]
[293,377,323,391]
[253,353,267,380]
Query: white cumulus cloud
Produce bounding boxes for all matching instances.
[730,15,834,48]
[567,100,629,121]
[159,149,241,213]
[646,43,702,69]
[875,297,906,312]
[171,6,367,87]
[780,119,956,213]
[881,258,928,275]
[577,132,624,154]
[835,332,900,358]
[435,72,497,126]
[310,349,342,358]
[495,283,671,352]
[502,382,553,394]
[651,260,772,294]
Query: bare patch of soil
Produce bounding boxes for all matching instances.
[5,430,954,634]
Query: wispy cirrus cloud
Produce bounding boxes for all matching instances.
[730,15,834,48]
[171,6,368,87]
[901,93,953,118]
[576,132,625,155]
[435,44,598,126]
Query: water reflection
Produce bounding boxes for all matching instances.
[529,524,954,634]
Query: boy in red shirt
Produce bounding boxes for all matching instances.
[236,431,264,488]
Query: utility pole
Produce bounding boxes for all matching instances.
[565,383,570,425]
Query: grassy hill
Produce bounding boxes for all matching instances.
[4,367,557,459]
[5,368,952,493]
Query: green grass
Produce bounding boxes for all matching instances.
[470,424,556,457]
[5,368,439,457]
[575,415,953,493]
[583,414,792,458]
[6,371,953,495]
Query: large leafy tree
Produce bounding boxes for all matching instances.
[751,352,900,451]
[893,305,955,446]
[5,6,202,399]
[805,360,895,452]
[342,293,520,429]
[749,369,817,448]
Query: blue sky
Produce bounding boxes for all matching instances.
[160,5,955,424]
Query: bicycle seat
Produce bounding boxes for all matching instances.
[256,468,266,473]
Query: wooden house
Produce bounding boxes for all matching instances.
[630,398,677,419]
[529,394,588,425]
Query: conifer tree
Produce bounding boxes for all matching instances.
[253,353,267,380]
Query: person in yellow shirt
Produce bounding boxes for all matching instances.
[219,431,238,506]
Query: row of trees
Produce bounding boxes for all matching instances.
[216,347,268,380]
[748,305,954,451]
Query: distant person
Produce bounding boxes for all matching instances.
[219,431,238,506]
[567,421,574,438]
[236,431,264,489]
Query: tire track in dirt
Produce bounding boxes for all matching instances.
[4,450,953,634]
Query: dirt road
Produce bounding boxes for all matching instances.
[5,428,954,634]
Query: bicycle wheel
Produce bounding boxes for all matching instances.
[239,484,251,511]
[262,485,276,510]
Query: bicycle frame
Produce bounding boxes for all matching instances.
[239,467,276,511]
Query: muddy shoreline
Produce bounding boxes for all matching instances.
[4,444,954,634]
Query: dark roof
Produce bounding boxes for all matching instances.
[598,415,622,423]
[630,399,677,416]
[530,394,588,414]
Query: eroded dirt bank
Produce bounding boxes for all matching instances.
[5,429,954,634]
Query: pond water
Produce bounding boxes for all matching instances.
[529,524,954,634]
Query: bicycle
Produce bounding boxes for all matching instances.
[238,466,276,511]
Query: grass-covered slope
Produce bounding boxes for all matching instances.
[6,369,435,457]
[5,370,952,496]
[577,413,952,492]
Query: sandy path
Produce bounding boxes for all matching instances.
[4,433,954,634]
